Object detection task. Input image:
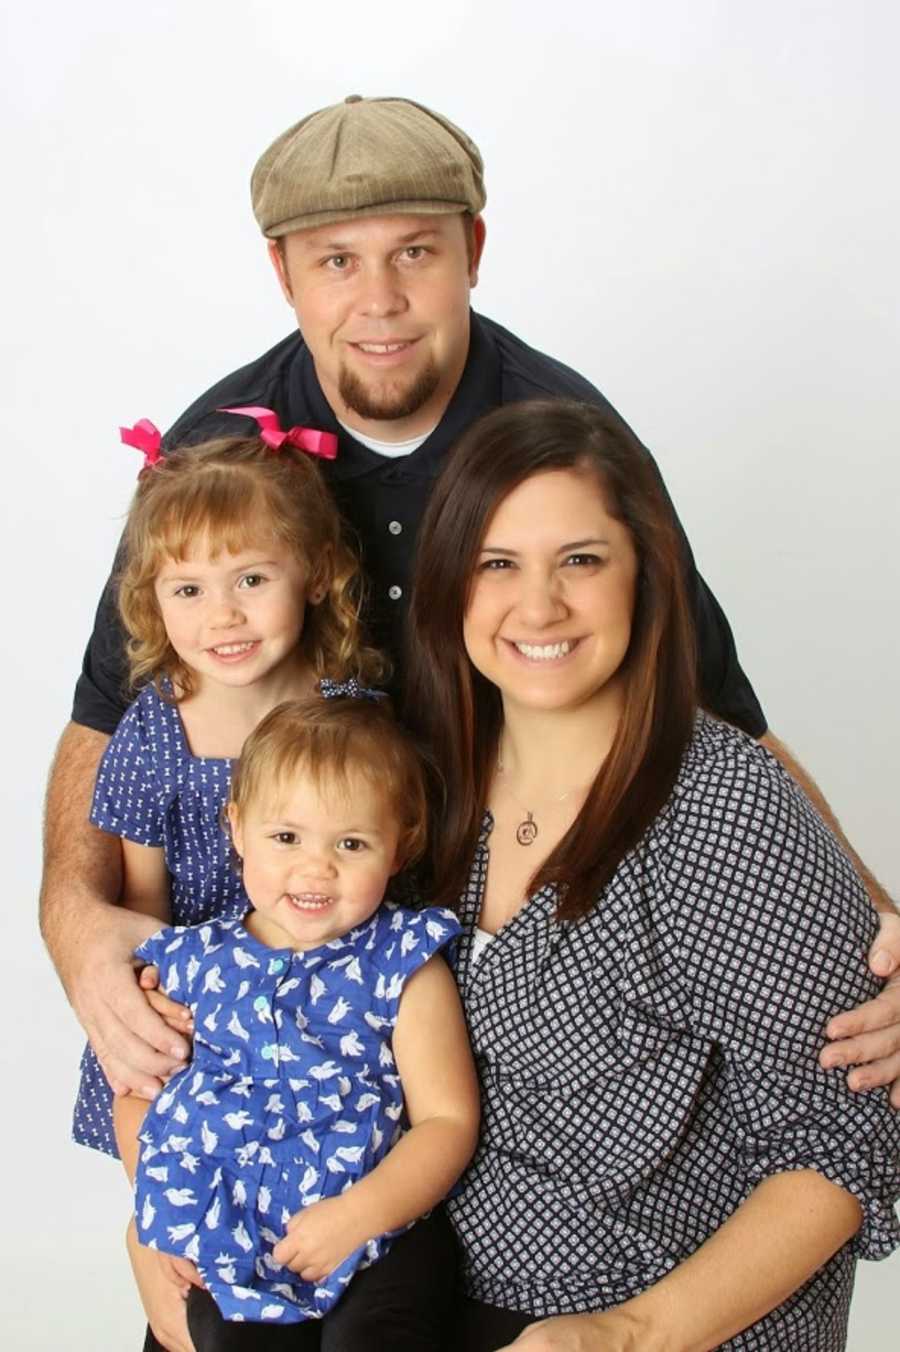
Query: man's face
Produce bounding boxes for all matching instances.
[268,212,485,440]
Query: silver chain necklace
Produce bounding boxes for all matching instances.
[496,756,586,847]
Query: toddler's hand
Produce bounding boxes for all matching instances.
[273,1195,365,1283]
[139,964,194,1040]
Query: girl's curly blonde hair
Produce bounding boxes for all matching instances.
[118,436,384,698]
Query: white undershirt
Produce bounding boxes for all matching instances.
[338,420,434,459]
[470,926,497,964]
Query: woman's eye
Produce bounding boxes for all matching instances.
[477,557,514,572]
[564,553,602,567]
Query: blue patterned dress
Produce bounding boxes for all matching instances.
[75,683,248,1155]
[133,905,459,1323]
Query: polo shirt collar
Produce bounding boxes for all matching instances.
[286,311,502,482]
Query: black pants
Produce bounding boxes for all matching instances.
[450,1298,536,1350]
[143,1210,458,1352]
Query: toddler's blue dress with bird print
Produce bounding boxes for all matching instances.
[133,905,459,1324]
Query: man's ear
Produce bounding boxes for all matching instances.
[468,215,487,288]
[267,239,294,305]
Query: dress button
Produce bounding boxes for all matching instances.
[270,958,285,974]
[388,520,402,535]
[388,585,402,601]
[253,995,268,1011]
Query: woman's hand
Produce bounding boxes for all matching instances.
[138,964,194,1039]
[821,911,900,1107]
[125,1217,196,1352]
[500,1311,643,1351]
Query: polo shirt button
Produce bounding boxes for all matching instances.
[388,520,402,535]
[388,585,402,601]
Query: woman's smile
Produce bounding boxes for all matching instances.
[463,468,637,716]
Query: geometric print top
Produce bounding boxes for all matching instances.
[89,680,248,926]
[74,683,247,1157]
[446,712,900,1350]
[134,904,460,1324]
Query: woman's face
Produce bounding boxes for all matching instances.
[462,467,639,717]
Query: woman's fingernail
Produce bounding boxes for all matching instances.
[872,948,895,977]
[171,1044,188,1059]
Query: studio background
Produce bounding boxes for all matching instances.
[2,2,897,1347]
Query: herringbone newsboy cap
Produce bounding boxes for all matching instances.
[251,94,486,238]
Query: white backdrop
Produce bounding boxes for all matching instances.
[2,2,897,1347]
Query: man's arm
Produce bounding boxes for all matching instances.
[39,721,188,1096]
[761,731,896,916]
[761,730,900,1103]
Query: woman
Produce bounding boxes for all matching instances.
[405,398,900,1351]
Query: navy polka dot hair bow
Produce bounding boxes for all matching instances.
[319,677,386,703]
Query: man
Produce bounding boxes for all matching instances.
[42,93,900,1150]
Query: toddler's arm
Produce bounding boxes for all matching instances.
[274,954,479,1280]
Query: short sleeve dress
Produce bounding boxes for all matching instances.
[74,683,248,1156]
[132,904,460,1324]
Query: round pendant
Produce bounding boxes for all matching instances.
[516,813,538,846]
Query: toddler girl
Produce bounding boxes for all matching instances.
[114,693,479,1349]
[76,410,382,1159]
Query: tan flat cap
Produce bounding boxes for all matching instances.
[251,95,486,238]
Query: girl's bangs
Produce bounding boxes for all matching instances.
[151,476,280,563]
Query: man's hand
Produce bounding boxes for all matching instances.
[821,911,900,1107]
[126,1219,196,1352]
[70,910,189,1096]
[40,722,190,1096]
[272,1195,365,1283]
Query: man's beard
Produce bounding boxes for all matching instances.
[338,357,441,423]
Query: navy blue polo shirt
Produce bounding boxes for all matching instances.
[72,311,765,737]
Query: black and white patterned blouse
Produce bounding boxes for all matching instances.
[447,713,900,1349]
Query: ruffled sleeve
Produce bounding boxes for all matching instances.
[134,924,203,1000]
[90,688,166,845]
[659,734,900,1259]
[371,905,461,1022]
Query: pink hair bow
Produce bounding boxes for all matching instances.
[219,405,338,460]
[120,419,163,470]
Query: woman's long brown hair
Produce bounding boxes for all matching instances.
[405,399,698,921]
